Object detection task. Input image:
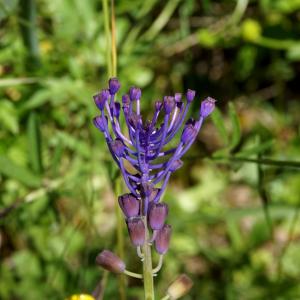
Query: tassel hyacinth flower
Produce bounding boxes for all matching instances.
[93,78,215,298]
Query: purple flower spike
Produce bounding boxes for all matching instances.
[181,124,197,144]
[118,193,140,218]
[163,96,175,114]
[110,139,125,157]
[94,89,110,110]
[92,78,216,255]
[186,89,196,103]
[155,224,172,254]
[127,217,145,247]
[109,77,121,94]
[93,116,107,132]
[200,97,216,118]
[149,203,168,230]
[129,86,141,101]
[96,250,125,274]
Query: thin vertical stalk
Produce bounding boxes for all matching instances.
[103,1,126,299]
[142,217,155,300]
[102,0,112,77]
[111,0,117,77]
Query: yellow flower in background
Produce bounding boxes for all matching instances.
[66,294,95,300]
[40,40,53,54]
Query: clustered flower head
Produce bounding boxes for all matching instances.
[93,78,215,259]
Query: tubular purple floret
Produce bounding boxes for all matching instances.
[155,224,172,254]
[174,93,182,103]
[127,217,146,247]
[181,122,197,144]
[129,86,142,101]
[148,202,168,230]
[94,89,110,110]
[109,77,121,95]
[186,89,196,103]
[163,96,175,114]
[200,97,216,118]
[118,193,140,218]
[96,250,125,274]
[93,115,107,132]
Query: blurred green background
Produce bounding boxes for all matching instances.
[1,0,300,299]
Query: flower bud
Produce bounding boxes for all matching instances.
[93,89,110,110]
[200,97,216,118]
[129,86,141,101]
[118,193,140,218]
[174,93,182,103]
[108,77,121,94]
[186,89,196,103]
[155,101,162,111]
[155,224,172,254]
[167,274,193,299]
[181,124,197,144]
[127,217,145,247]
[163,96,175,114]
[93,116,107,132]
[169,159,183,172]
[110,139,125,157]
[96,250,125,274]
[148,202,168,230]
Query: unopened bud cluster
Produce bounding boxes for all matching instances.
[93,78,215,257]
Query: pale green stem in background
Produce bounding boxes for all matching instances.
[102,0,112,77]
[160,295,170,300]
[230,0,249,24]
[142,217,155,300]
[102,1,126,299]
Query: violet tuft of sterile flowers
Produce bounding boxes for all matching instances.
[92,78,216,255]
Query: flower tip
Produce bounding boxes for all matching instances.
[163,96,175,114]
[186,89,196,103]
[96,250,125,274]
[181,123,197,144]
[93,116,107,132]
[200,97,216,118]
[93,89,110,110]
[108,77,121,94]
[129,86,141,101]
[174,93,182,102]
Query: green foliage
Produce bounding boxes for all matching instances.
[0,0,300,299]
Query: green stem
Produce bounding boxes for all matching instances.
[102,0,112,77]
[142,217,155,300]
